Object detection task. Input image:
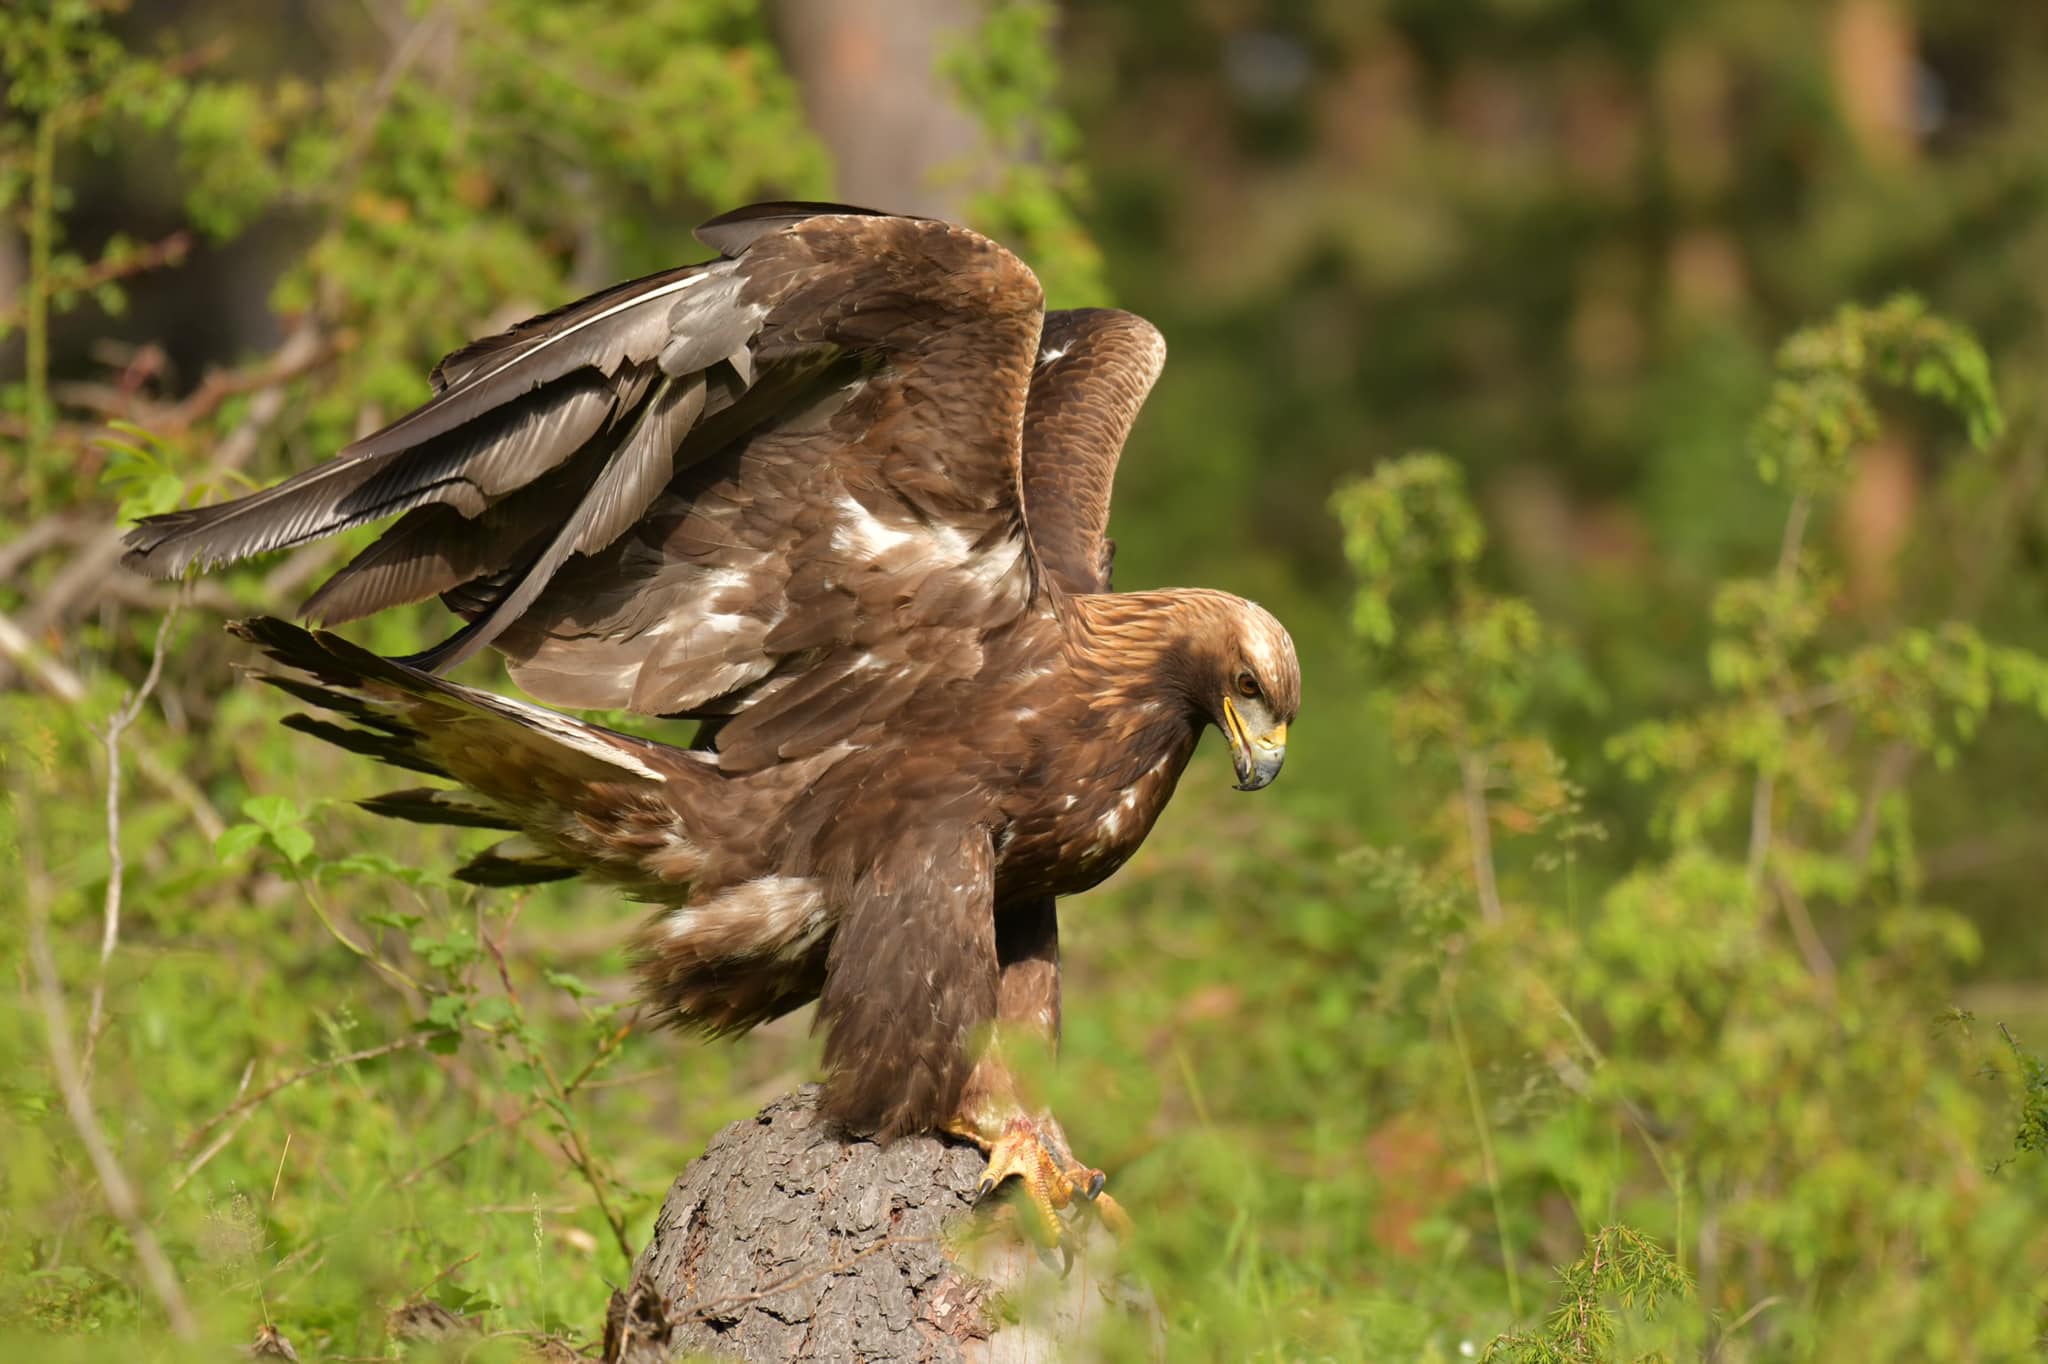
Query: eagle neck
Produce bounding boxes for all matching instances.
[1061,589,1219,762]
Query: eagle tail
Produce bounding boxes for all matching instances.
[228,616,684,889]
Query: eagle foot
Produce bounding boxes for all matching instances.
[949,1111,1128,1249]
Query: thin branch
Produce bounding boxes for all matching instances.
[480,923,634,1264]
[0,605,226,839]
[162,322,335,431]
[402,1250,480,1307]
[26,96,57,446]
[1843,740,1915,872]
[1444,971,1521,1319]
[395,1017,632,1188]
[180,1031,447,1155]
[1771,871,1837,985]
[168,1059,255,1194]
[25,873,198,1339]
[82,604,180,1080]
[1459,747,1504,925]
[171,1105,259,1196]
[1747,491,1813,891]
[0,514,89,585]
[0,231,192,331]
[22,319,330,641]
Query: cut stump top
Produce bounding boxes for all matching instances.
[603,1086,1157,1363]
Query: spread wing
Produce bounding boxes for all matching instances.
[124,203,1047,772]
[490,304,1166,723]
[1018,308,1166,595]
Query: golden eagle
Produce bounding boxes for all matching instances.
[124,204,1299,1235]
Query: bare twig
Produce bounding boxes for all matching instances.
[0,608,86,701]
[24,319,330,639]
[0,231,192,331]
[395,1018,632,1188]
[479,922,635,1263]
[25,873,198,1338]
[0,514,88,585]
[1460,747,1504,925]
[0,605,226,839]
[1444,971,1521,1319]
[1843,740,1915,872]
[180,1031,447,1156]
[26,95,58,446]
[1770,871,1837,985]
[169,1059,255,1194]
[1747,491,1812,891]
[81,604,180,1080]
[162,321,335,432]
[402,1250,480,1307]
[323,0,462,230]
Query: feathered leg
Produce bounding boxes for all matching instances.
[944,898,1129,1244]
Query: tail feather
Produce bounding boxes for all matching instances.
[357,787,518,830]
[278,713,448,778]
[229,616,703,896]
[454,838,579,886]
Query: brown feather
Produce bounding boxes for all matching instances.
[139,204,1303,1145]
[1021,309,1166,595]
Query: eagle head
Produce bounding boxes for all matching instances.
[1202,596,1299,791]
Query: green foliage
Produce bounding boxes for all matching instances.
[1086,299,2047,1361]
[1485,1226,1692,1364]
[9,3,2048,1361]
[1754,296,2004,494]
[2000,1026,2048,1166]
[942,0,1107,308]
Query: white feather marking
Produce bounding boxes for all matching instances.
[661,876,828,958]
[457,271,712,395]
[1038,344,1069,365]
[703,567,749,593]
[1241,601,1288,678]
[832,495,913,557]
[472,692,666,781]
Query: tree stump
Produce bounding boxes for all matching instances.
[601,1087,1158,1363]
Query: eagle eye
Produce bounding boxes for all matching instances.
[1234,670,1261,700]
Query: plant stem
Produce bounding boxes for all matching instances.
[1445,972,1521,1319]
[27,104,59,451]
[1460,747,1504,924]
[1747,491,1812,890]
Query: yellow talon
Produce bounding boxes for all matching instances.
[949,1112,1130,1247]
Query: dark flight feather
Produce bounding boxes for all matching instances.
[358,787,518,830]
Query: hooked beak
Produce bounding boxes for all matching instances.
[1221,696,1288,791]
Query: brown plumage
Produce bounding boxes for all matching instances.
[125,203,1300,1149]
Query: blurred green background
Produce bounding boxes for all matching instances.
[6,1,2048,1359]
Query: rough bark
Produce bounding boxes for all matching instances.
[601,1087,1157,1363]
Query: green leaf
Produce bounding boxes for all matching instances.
[214,823,264,860]
[240,794,303,833]
[268,824,315,866]
[543,969,594,1000]
[425,994,468,1030]
[469,996,518,1029]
